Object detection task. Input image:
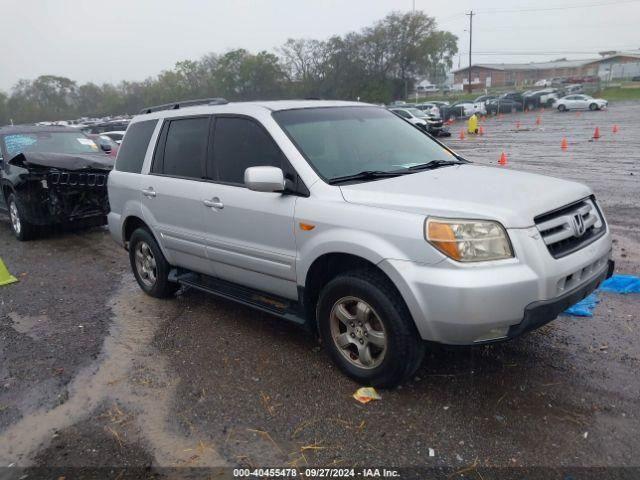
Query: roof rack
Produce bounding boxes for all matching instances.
[139,98,229,114]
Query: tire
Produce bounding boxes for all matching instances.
[7,193,37,241]
[129,227,178,298]
[317,269,425,388]
[589,103,598,111]
[558,104,567,112]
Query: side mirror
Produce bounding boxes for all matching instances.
[244,166,285,193]
[100,143,112,153]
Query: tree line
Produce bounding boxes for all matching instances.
[0,12,457,125]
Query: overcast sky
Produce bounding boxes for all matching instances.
[1,0,639,91]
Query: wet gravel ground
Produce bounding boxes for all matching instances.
[0,101,638,478]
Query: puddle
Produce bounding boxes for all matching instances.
[7,313,49,339]
[0,278,226,468]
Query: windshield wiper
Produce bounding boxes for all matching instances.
[408,160,462,171]
[328,170,407,185]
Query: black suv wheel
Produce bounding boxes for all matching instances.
[7,193,37,241]
[318,269,425,388]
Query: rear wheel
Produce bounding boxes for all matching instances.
[129,228,178,298]
[558,104,567,112]
[318,269,425,388]
[7,193,37,241]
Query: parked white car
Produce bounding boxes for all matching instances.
[451,101,486,117]
[389,108,428,130]
[554,95,608,112]
[535,79,551,87]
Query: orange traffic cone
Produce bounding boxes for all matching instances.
[479,125,484,136]
[459,129,465,140]
[498,152,507,166]
[561,137,568,150]
[448,117,454,125]
[515,121,520,129]
[593,127,601,139]
[612,124,618,134]
[535,116,541,126]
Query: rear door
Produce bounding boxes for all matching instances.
[200,115,298,299]
[141,116,214,275]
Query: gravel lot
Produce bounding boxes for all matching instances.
[0,102,638,479]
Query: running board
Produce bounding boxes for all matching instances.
[169,269,306,325]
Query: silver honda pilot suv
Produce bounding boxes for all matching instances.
[108,98,613,387]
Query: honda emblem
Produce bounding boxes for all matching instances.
[572,214,586,237]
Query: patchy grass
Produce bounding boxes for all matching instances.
[594,86,640,101]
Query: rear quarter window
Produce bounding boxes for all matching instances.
[115,120,157,173]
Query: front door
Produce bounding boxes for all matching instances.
[142,116,213,275]
[201,116,298,300]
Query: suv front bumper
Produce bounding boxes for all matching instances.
[379,226,613,344]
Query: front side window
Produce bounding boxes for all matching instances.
[161,117,209,179]
[212,117,284,184]
[274,107,456,182]
[2,131,99,159]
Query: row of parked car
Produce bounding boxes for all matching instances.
[391,84,608,122]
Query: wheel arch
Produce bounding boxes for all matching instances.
[301,252,407,335]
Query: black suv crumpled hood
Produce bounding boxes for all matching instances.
[8,152,114,171]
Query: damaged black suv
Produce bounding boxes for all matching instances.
[0,125,114,240]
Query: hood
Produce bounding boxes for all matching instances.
[8,152,114,171]
[339,164,592,228]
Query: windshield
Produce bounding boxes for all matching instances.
[3,131,99,158]
[273,106,456,181]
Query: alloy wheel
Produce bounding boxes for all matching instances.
[329,296,387,369]
[9,201,21,235]
[134,241,157,288]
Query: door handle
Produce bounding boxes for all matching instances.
[203,198,224,210]
[142,187,156,198]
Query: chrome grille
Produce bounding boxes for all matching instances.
[48,171,108,188]
[535,198,605,258]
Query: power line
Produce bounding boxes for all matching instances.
[475,0,640,14]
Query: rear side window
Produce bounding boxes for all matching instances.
[115,120,157,173]
[212,117,284,184]
[160,117,209,179]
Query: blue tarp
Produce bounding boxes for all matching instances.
[562,275,640,317]
[599,275,640,294]
[562,293,600,317]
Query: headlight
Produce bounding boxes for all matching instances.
[425,218,513,262]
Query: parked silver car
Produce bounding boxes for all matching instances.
[107,99,613,387]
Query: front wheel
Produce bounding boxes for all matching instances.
[129,227,178,298]
[558,104,567,112]
[589,103,598,111]
[7,193,37,241]
[318,270,425,388]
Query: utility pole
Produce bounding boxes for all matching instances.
[466,10,474,93]
[412,0,415,12]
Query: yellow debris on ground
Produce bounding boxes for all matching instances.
[352,387,381,404]
[0,258,18,286]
